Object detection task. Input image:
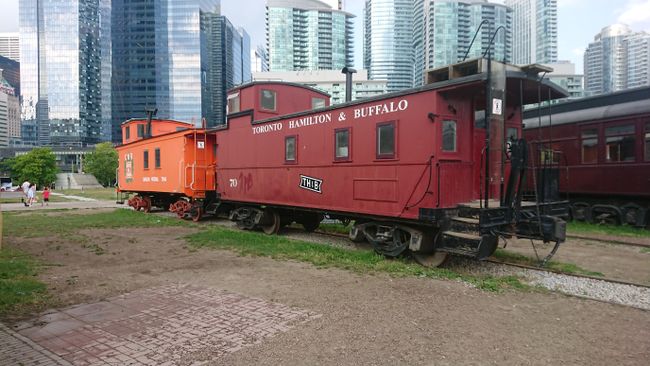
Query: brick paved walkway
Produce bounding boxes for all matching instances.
[0,322,72,365]
[11,285,320,365]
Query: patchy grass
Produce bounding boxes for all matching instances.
[56,188,117,201]
[568,221,650,239]
[2,209,195,239]
[187,226,529,292]
[0,249,48,316]
[318,222,350,235]
[493,249,604,277]
[640,247,650,254]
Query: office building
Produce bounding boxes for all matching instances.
[0,33,20,62]
[112,0,247,138]
[266,0,354,71]
[0,71,20,147]
[505,0,558,65]
[364,0,415,92]
[0,56,20,96]
[584,24,650,95]
[544,61,585,100]
[253,69,387,105]
[411,0,512,86]
[19,0,111,146]
[252,45,269,73]
[203,15,251,126]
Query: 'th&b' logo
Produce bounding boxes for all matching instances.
[299,175,322,194]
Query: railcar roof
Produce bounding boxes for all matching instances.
[210,69,567,131]
[120,118,193,126]
[523,86,650,129]
[227,81,331,98]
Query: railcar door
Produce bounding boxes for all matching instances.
[436,116,475,207]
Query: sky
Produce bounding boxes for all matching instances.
[1,0,650,74]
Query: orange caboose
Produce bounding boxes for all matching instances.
[116,118,216,220]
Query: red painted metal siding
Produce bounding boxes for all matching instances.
[216,86,481,220]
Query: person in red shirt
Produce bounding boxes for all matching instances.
[42,186,50,206]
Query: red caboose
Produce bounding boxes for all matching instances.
[214,59,569,265]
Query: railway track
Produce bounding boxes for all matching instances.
[566,233,650,248]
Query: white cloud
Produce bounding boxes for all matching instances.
[617,0,650,29]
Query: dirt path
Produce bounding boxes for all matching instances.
[502,237,650,285]
[3,226,649,365]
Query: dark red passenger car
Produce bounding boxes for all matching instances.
[523,86,650,227]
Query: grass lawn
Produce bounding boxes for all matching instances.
[55,187,118,201]
[0,248,48,316]
[3,209,528,292]
[2,209,193,240]
[568,221,650,239]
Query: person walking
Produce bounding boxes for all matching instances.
[42,186,50,206]
[21,180,30,207]
[27,183,36,207]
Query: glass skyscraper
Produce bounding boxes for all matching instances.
[19,0,111,146]
[266,0,354,71]
[202,14,251,127]
[418,0,512,78]
[584,24,650,95]
[112,0,247,140]
[505,0,557,65]
[364,0,415,92]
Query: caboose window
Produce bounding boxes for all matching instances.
[285,136,297,162]
[581,129,598,164]
[261,89,277,111]
[605,124,635,162]
[645,122,650,161]
[137,124,145,138]
[442,120,457,152]
[155,148,161,168]
[143,150,149,169]
[125,126,130,140]
[312,97,326,109]
[377,122,396,159]
[335,128,350,160]
[227,92,240,114]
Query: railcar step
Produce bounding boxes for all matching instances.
[442,230,481,241]
[451,217,479,225]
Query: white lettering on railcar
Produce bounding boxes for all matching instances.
[353,99,409,119]
[252,122,284,135]
[288,113,332,129]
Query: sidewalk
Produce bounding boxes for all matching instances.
[1,200,124,212]
[0,323,72,365]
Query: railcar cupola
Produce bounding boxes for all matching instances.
[120,119,194,145]
[226,81,331,121]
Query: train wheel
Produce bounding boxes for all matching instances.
[190,207,203,222]
[348,223,366,243]
[260,209,281,235]
[142,197,152,213]
[412,251,448,268]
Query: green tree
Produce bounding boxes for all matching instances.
[84,142,118,187]
[11,148,58,188]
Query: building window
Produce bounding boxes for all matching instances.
[261,89,277,111]
[155,148,161,168]
[645,122,650,161]
[143,150,149,169]
[442,120,457,152]
[227,92,240,114]
[137,124,145,138]
[335,128,350,160]
[605,124,635,162]
[312,97,326,109]
[377,122,396,159]
[581,129,598,164]
[285,135,296,162]
[125,126,130,140]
